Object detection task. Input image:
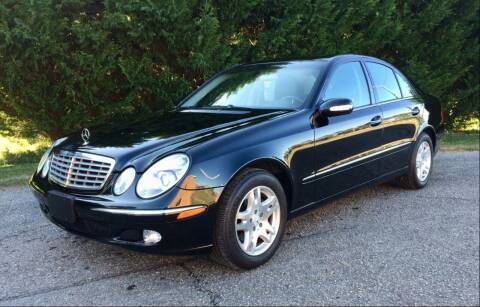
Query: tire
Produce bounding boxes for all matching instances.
[210,169,287,269]
[396,132,434,189]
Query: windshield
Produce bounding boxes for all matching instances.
[179,61,327,110]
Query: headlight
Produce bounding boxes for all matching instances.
[136,154,190,199]
[113,167,136,195]
[37,137,67,177]
[41,156,51,177]
[37,149,51,174]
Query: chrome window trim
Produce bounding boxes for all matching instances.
[303,141,412,182]
[351,96,421,112]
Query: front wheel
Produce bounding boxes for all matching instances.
[211,169,287,269]
[396,132,434,189]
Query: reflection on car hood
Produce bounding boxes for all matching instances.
[56,109,290,171]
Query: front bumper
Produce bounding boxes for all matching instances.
[29,175,222,253]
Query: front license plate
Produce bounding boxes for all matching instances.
[47,191,76,224]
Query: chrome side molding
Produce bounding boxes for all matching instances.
[303,141,412,181]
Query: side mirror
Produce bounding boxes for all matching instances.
[319,98,353,117]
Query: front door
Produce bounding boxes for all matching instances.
[308,61,385,202]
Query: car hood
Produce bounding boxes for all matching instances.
[56,109,289,171]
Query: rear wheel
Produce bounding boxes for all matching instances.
[396,132,434,189]
[211,169,287,269]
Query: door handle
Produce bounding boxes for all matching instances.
[411,106,420,116]
[370,115,383,127]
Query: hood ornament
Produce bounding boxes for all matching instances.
[81,128,90,145]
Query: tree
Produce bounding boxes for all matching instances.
[0,0,478,139]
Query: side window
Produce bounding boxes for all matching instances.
[324,62,370,108]
[365,62,402,102]
[395,72,417,98]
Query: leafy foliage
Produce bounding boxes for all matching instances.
[0,0,478,138]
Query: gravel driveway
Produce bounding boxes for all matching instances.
[0,152,478,306]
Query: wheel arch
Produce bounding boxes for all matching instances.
[225,158,295,212]
[420,125,437,151]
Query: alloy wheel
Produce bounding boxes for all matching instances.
[415,140,432,182]
[235,186,281,256]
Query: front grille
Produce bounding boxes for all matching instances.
[48,150,115,190]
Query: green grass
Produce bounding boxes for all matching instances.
[0,112,48,187]
[0,133,49,165]
[0,163,36,187]
[442,132,479,151]
[0,112,50,166]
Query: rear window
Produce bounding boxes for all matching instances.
[365,62,402,102]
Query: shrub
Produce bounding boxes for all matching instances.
[0,0,478,138]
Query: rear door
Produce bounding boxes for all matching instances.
[364,62,422,174]
[309,61,384,202]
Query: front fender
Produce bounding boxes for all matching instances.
[178,144,289,190]
[176,110,314,192]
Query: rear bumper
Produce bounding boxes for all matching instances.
[29,176,221,253]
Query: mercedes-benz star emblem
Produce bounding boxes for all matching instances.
[81,128,90,145]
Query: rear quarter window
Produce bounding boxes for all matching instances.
[395,72,417,98]
[365,62,402,103]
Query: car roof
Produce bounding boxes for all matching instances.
[240,54,389,67]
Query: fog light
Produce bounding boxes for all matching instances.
[143,230,162,245]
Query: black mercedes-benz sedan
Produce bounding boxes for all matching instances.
[30,54,443,269]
